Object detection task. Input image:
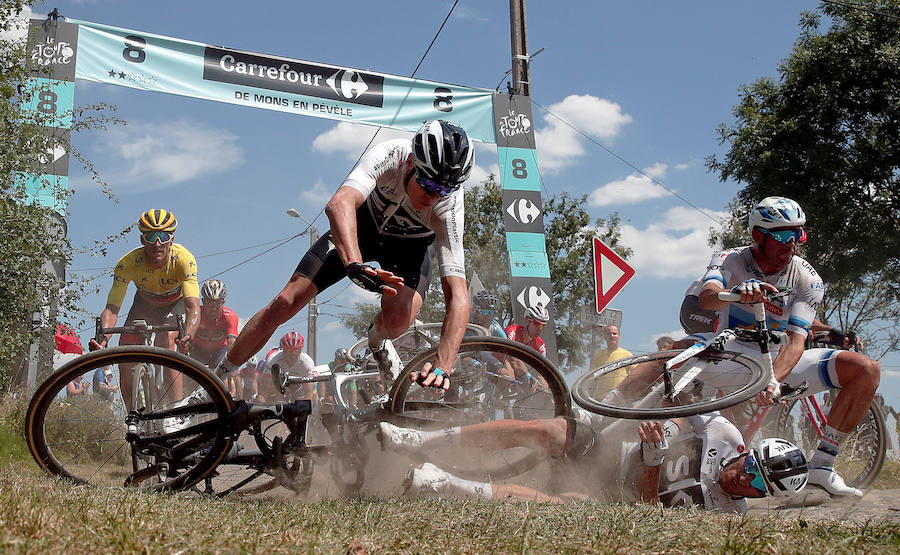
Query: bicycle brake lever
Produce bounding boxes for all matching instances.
[776,381,809,402]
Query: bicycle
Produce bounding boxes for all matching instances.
[346,321,489,366]
[572,290,785,420]
[26,332,569,495]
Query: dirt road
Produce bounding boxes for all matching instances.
[748,487,900,523]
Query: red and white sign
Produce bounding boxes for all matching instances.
[592,237,635,314]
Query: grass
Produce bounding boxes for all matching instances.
[0,396,898,553]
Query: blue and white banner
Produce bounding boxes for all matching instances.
[69,19,497,143]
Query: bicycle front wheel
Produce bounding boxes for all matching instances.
[776,396,886,489]
[389,336,570,481]
[26,346,234,492]
[346,322,489,362]
[572,349,767,419]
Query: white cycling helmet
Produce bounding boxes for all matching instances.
[201,279,227,301]
[749,438,809,497]
[524,304,550,325]
[748,196,806,230]
[247,355,258,367]
[412,120,475,189]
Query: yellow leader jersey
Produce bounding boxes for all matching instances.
[107,243,199,307]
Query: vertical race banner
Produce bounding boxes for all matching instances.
[492,93,557,363]
[19,18,79,214]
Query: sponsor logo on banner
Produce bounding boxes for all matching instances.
[203,47,384,107]
[31,37,74,67]
[506,198,541,224]
[516,285,551,310]
[497,109,531,138]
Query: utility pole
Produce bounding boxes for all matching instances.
[286,209,318,363]
[509,0,530,96]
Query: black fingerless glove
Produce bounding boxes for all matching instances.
[346,262,386,293]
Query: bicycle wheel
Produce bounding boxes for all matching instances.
[26,346,234,492]
[389,336,570,482]
[776,396,886,489]
[572,349,767,419]
[346,322,489,362]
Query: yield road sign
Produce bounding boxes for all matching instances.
[592,237,635,314]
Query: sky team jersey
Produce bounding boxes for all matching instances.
[261,348,315,379]
[342,139,465,279]
[107,243,199,307]
[656,414,748,515]
[194,306,239,352]
[504,324,547,356]
[701,247,823,337]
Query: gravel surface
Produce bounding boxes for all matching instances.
[747,487,900,523]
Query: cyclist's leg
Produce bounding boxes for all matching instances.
[157,299,187,402]
[384,417,569,457]
[227,232,343,365]
[827,351,881,432]
[369,236,433,340]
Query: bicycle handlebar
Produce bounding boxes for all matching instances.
[94,315,185,344]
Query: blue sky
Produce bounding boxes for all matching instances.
[11,1,900,406]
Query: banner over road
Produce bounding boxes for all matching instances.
[69,19,497,143]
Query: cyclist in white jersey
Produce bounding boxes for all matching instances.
[258,332,315,403]
[218,121,475,393]
[695,196,881,497]
[382,412,808,514]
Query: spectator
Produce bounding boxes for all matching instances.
[589,324,633,393]
[67,376,89,397]
[656,336,674,351]
[92,367,118,401]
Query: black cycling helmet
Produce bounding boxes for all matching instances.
[473,290,499,311]
[334,348,349,362]
[412,120,475,189]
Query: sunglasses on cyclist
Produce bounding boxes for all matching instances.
[476,308,496,317]
[743,452,769,497]
[762,228,804,245]
[141,231,174,244]
[415,173,458,197]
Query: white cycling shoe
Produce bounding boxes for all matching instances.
[403,462,451,496]
[370,338,402,386]
[809,466,863,498]
[379,422,423,452]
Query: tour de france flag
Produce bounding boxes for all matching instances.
[68,18,497,143]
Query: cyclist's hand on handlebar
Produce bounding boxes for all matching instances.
[346,262,404,296]
[175,334,192,354]
[88,338,108,351]
[757,380,781,407]
[409,361,450,391]
[730,279,778,304]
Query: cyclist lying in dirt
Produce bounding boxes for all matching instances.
[380,410,809,514]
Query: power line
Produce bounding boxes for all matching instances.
[531,98,725,227]
[821,0,900,21]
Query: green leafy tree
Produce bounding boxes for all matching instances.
[1,2,122,389]
[339,175,630,373]
[706,1,900,359]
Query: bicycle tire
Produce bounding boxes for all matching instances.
[26,346,234,492]
[776,397,886,489]
[346,322,489,361]
[388,336,570,482]
[572,349,768,419]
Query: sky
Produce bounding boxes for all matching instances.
[9,1,900,406]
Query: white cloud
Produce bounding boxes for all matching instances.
[612,206,729,279]
[322,320,341,332]
[535,94,632,173]
[300,179,335,207]
[651,329,687,344]
[589,163,673,206]
[0,5,35,43]
[91,120,244,190]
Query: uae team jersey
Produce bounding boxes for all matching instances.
[193,306,238,352]
[701,247,823,336]
[504,324,547,356]
[262,348,315,379]
[107,243,199,306]
[655,414,748,515]
[342,139,465,279]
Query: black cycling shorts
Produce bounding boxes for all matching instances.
[122,293,185,342]
[294,206,436,298]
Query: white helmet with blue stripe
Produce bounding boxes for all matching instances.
[749,196,806,230]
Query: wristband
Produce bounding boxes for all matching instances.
[641,435,669,467]
[524,372,534,382]
[432,368,446,377]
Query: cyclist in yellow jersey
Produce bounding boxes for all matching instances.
[89,209,200,408]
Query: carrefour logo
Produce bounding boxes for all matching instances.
[516,285,551,312]
[506,198,541,224]
[326,69,369,100]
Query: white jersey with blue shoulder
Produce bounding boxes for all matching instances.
[342,139,465,279]
[701,246,823,336]
[261,348,315,379]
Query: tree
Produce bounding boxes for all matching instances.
[339,175,631,374]
[706,1,900,358]
[1,2,122,389]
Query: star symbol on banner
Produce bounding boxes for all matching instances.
[118,72,126,79]
[108,69,115,77]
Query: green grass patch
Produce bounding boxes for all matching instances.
[0,467,898,553]
[0,394,32,466]
[872,458,900,489]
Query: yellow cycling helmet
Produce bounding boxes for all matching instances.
[138,209,178,233]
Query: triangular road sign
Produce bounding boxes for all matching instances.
[592,237,635,313]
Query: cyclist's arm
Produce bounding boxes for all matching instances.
[637,465,662,504]
[90,303,121,349]
[771,330,807,383]
[324,185,366,267]
[182,296,201,343]
[432,275,469,373]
